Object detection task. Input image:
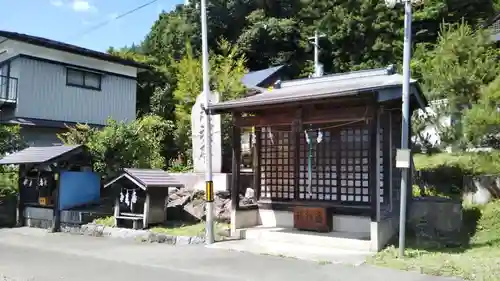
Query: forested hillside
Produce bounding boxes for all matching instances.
[95,0,500,170]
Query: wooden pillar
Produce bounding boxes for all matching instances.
[51,171,61,232]
[388,111,394,213]
[143,193,150,229]
[382,112,391,208]
[369,104,379,222]
[293,108,302,201]
[16,165,25,227]
[253,128,262,201]
[230,112,241,217]
[406,112,413,215]
[375,109,381,222]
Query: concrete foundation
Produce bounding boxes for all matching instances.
[23,206,104,229]
[231,208,398,252]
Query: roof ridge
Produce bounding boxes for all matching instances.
[280,65,395,88]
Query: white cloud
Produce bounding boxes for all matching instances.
[71,0,97,13]
[50,0,64,7]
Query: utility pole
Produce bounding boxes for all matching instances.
[384,0,415,258]
[200,0,215,244]
[398,0,412,258]
[308,31,326,77]
[313,31,320,77]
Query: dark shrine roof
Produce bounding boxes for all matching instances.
[209,65,425,113]
[0,145,84,165]
[104,168,184,190]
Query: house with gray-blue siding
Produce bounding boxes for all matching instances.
[0,30,146,147]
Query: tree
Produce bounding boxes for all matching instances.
[172,40,247,166]
[0,124,25,196]
[464,76,500,148]
[58,116,174,181]
[0,125,26,157]
[411,22,500,149]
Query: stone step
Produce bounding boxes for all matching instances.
[240,227,373,252]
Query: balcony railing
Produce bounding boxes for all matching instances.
[0,75,18,103]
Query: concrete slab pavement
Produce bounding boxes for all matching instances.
[0,228,461,281]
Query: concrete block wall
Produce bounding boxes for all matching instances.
[168,172,253,194]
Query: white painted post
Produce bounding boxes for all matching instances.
[113,197,119,227]
[143,193,150,229]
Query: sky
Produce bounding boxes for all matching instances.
[0,0,183,52]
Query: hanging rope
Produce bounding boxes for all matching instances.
[119,187,140,209]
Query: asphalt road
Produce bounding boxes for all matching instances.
[0,228,458,281]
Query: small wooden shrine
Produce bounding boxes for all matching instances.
[0,145,98,231]
[104,168,183,229]
[209,65,427,251]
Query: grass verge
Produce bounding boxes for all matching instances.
[150,221,230,238]
[93,216,230,239]
[368,201,500,281]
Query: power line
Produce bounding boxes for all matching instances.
[67,0,160,42]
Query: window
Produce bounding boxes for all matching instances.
[66,68,102,90]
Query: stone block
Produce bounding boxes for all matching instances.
[408,197,463,247]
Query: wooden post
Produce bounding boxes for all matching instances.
[130,197,137,230]
[51,171,61,232]
[369,104,379,223]
[254,128,262,201]
[16,165,25,227]
[388,111,393,213]
[375,109,381,222]
[114,196,120,227]
[231,113,241,235]
[293,108,302,201]
[143,193,150,229]
[406,112,413,215]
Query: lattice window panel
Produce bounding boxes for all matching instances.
[337,126,371,204]
[298,129,339,201]
[259,127,295,200]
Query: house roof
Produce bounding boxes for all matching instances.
[209,65,425,113]
[0,30,148,69]
[241,65,285,88]
[104,168,184,190]
[0,145,84,165]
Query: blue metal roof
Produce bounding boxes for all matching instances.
[241,65,285,88]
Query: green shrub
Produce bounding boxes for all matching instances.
[0,171,18,198]
[413,151,500,198]
[414,151,500,175]
[93,216,115,227]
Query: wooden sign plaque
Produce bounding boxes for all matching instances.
[293,206,332,232]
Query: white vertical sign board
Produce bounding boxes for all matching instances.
[191,92,222,173]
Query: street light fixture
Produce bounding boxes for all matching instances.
[384,0,421,258]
